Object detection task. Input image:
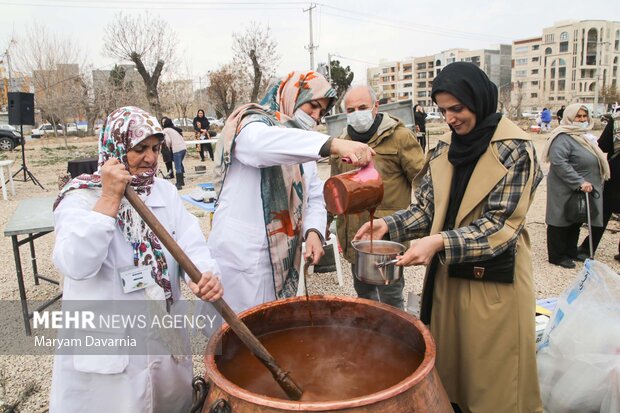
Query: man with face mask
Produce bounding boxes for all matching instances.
[328,85,425,309]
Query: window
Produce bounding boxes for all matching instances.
[532,45,540,51]
[545,47,552,55]
[417,72,427,79]
[515,45,529,53]
[435,59,442,66]
[559,41,568,53]
[531,69,539,75]
[560,32,568,41]
[403,64,412,72]
[516,58,528,65]
[416,63,426,70]
[417,91,427,97]
[559,67,566,78]
[586,28,598,65]
[404,83,412,88]
[531,93,538,98]
[532,80,539,86]
[616,30,620,51]
[532,56,540,63]
[417,82,425,88]
[403,74,412,80]
[558,80,566,91]
[515,70,527,77]
[447,57,455,64]
[545,34,554,43]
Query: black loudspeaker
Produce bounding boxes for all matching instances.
[8,92,35,126]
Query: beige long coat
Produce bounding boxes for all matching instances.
[427,119,543,412]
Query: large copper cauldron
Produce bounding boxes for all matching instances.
[199,296,451,412]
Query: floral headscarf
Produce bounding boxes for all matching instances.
[543,103,610,180]
[214,71,336,299]
[55,107,174,306]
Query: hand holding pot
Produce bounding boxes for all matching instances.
[331,138,375,167]
[396,234,444,266]
[353,218,389,241]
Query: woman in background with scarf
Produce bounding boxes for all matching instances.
[209,71,374,313]
[543,103,610,268]
[355,62,544,412]
[50,106,223,412]
[193,109,213,161]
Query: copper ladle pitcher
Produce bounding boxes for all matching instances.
[324,161,384,215]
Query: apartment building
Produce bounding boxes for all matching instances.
[513,19,620,113]
[368,45,512,111]
[367,57,415,102]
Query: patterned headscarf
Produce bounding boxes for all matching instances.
[543,103,610,180]
[214,71,336,299]
[55,107,174,306]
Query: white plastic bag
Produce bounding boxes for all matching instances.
[537,260,620,413]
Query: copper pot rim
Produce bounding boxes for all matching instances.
[204,295,437,411]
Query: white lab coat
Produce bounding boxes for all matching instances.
[50,178,219,413]
[207,122,328,313]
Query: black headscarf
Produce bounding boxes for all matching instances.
[431,62,502,230]
[432,62,501,166]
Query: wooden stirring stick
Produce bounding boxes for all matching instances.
[124,186,304,401]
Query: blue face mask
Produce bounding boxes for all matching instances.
[574,121,589,129]
[293,109,317,131]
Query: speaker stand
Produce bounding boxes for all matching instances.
[11,124,45,190]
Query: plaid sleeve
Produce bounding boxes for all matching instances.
[384,142,448,242]
[439,139,543,264]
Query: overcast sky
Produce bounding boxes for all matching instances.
[1,0,618,87]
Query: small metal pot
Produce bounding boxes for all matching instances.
[351,240,406,285]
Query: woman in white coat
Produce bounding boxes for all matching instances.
[50,106,223,413]
[210,71,374,313]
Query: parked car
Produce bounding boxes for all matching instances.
[207,116,225,127]
[426,112,442,120]
[31,123,64,138]
[521,111,540,120]
[0,128,24,151]
[66,122,88,133]
[173,118,193,128]
[0,124,17,132]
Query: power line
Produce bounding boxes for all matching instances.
[318,4,513,42]
[0,0,306,9]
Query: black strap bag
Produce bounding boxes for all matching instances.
[565,189,599,224]
[448,246,516,284]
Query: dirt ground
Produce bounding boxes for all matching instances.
[0,126,618,412]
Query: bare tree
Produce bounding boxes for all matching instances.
[92,64,147,130]
[510,81,525,119]
[103,12,177,118]
[207,63,249,117]
[160,78,194,123]
[14,25,88,146]
[232,22,280,103]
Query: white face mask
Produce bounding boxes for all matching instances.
[293,109,317,131]
[347,109,375,133]
[574,121,589,129]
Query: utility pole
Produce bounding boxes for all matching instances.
[327,52,332,81]
[304,3,318,70]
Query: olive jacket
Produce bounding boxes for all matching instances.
[329,113,424,262]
